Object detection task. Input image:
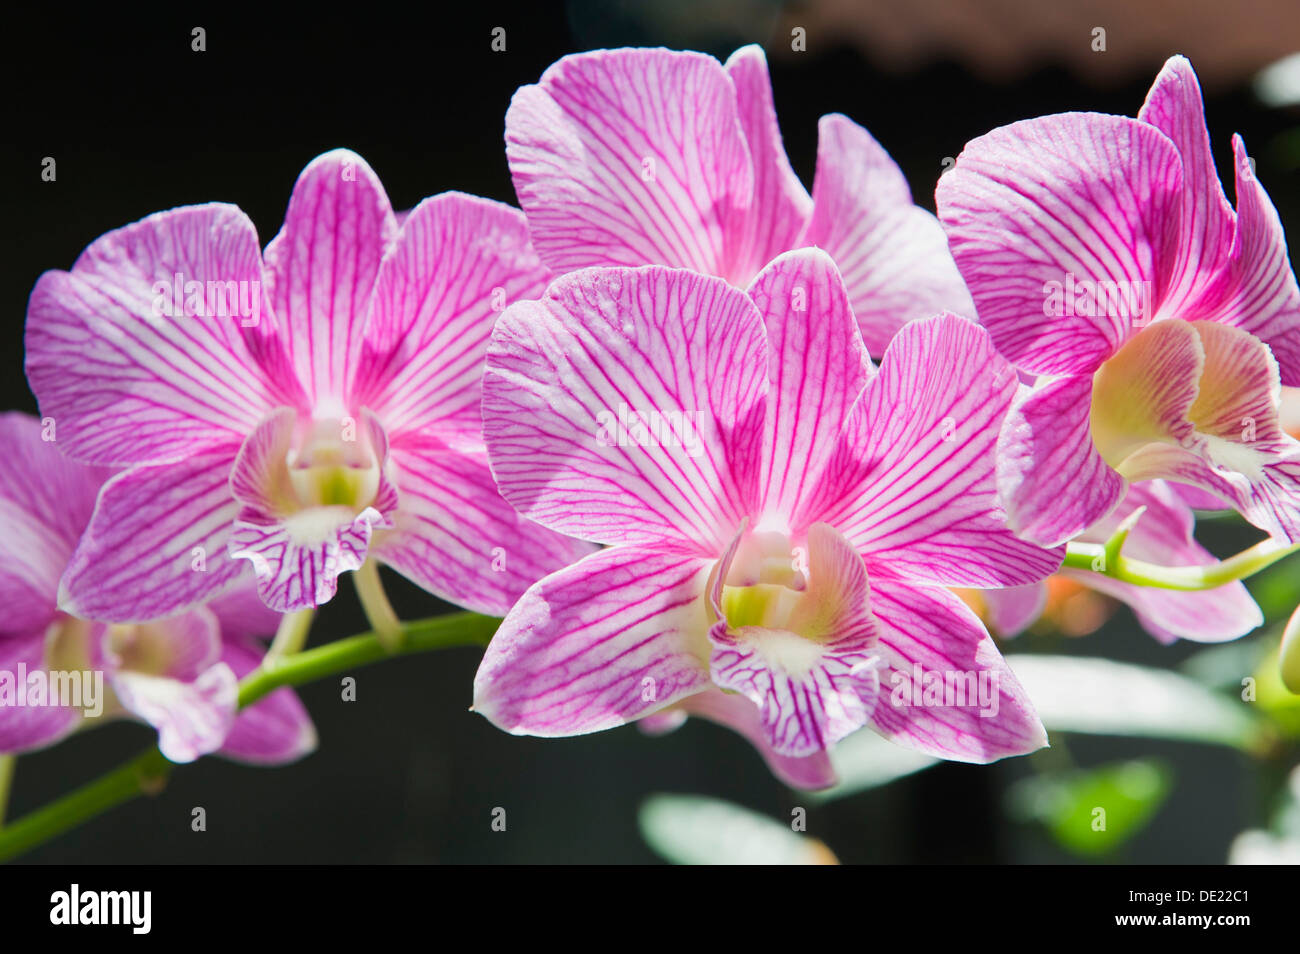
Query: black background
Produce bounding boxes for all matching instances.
[0,2,1295,863]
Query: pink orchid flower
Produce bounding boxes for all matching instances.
[979,480,1262,644]
[937,56,1300,548]
[0,414,313,764]
[473,247,1061,783]
[26,149,591,617]
[506,44,971,356]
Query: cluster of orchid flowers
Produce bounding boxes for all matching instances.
[4,46,1300,806]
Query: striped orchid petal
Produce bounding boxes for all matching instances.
[709,522,882,756]
[229,514,382,613]
[475,256,1055,776]
[28,147,589,618]
[205,578,282,640]
[263,149,399,410]
[506,44,951,343]
[651,688,838,790]
[0,631,82,753]
[805,313,1065,583]
[978,583,1049,638]
[1138,59,1300,382]
[373,438,595,616]
[228,411,398,612]
[1106,320,1300,541]
[0,498,65,634]
[1199,137,1300,384]
[103,605,237,764]
[25,204,291,465]
[112,664,238,764]
[997,378,1126,550]
[721,45,813,285]
[59,447,247,622]
[938,57,1300,546]
[749,248,873,525]
[104,609,222,683]
[802,114,975,355]
[1136,56,1235,316]
[506,48,753,278]
[936,112,1181,376]
[473,547,714,736]
[217,634,317,765]
[353,192,551,442]
[0,414,111,633]
[1067,482,1262,643]
[870,580,1047,762]
[482,265,768,554]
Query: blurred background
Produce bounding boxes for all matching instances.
[1,1,1298,863]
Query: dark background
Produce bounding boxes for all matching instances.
[1,1,1296,863]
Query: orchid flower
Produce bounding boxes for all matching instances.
[1283,386,1300,441]
[472,247,1062,785]
[936,55,1300,547]
[505,44,971,356]
[25,149,591,618]
[977,480,1262,644]
[0,413,313,764]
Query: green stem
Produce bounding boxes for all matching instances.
[238,611,498,708]
[1063,538,1300,590]
[267,607,315,661]
[353,559,403,651]
[0,611,498,863]
[0,748,171,863]
[0,755,14,828]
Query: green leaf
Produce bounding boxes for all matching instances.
[1006,654,1267,750]
[638,795,836,865]
[1008,759,1172,856]
[1178,638,1270,692]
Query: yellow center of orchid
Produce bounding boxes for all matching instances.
[43,616,114,719]
[106,623,176,677]
[716,529,807,625]
[44,616,95,675]
[286,418,381,512]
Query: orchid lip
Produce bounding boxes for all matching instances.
[1089,319,1183,469]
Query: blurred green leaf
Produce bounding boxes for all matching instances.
[1008,759,1172,857]
[1179,638,1271,692]
[639,794,836,865]
[812,728,939,802]
[1007,654,1267,750]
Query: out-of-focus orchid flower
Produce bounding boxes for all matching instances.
[473,248,1062,784]
[975,481,1262,644]
[937,56,1300,547]
[0,413,313,763]
[1282,386,1300,441]
[26,150,591,617]
[505,44,971,356]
